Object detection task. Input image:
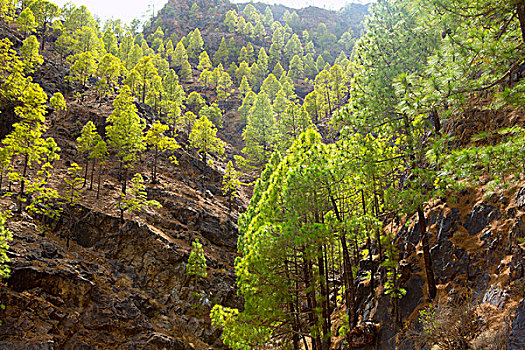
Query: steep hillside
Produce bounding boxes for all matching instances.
[0,0,524,350]
[147,0,368,59]
[0,20,245,349]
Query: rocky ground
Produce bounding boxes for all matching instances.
[339,180,525,349]
[0,23,248,348]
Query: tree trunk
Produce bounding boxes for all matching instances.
[83,159,89,187]
[317,244,330,349]
[430,109,441,136]
[323,245,332,343]
[285,259,300,350]
[142,81,146,103]
[40,22,47,51]
[341,231,356,328]
[304,253,321,350]
[97,164,103,199]
[417,205,437,300]
[122,166,128,195]
[18,153,29,213]
[517,1,525,43]
[373,177,383,264]
[362,190,375,296]
[89,159,96,190]
[152,146,158,183]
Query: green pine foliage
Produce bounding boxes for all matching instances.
[222,160,241,210]
[189,115,225,164]
[1,1,524,347]
[242,93,277,164]
[0,210,12,280]
[64,162,84,205]
[187,238,207,281]
[145,121,180,183]
[105,86,146,194]
[118,173,161,222]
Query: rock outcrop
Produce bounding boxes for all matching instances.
[1,201,240,349]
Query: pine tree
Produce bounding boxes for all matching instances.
[200,103,223,128]
[149,26,164,50]
[288,54,304,80]
[124,68,141,97]
[272,62,285,79]
[242,93,277,164]
[49,92,67,122]
[278,101,312,151]
[172,40,188,68]
[20,35,43,73]
[303,53,317,78]
[189,115,225,164]
[239,75,252,97]
[161,69,186,129]
[199,69,211,87]
[64,162,84,205]
[329,63,347,106]
[187,28,204,60]
[180,60,193,81]
[186,91,206,114]
[1,38,52,213]
[236,16,247,35]
[96,53,122,96]
[226,62,237,82]
[15,7,37,36]
[316,55,326,72]
[145,121,180,183]
[227,37,238,62]
[189,2,199,17]
[127,44,143,70]
[213,130,347,349]
[25,152,61,221]
[90,137,108,199]
[118,173,161,222]
[260,74,281,101]
[177,111,197,137]
[103,28,118,55]
[105,86,146,195]
[235,61,251,83]
[284,33,303,63]
[240,43,255,64]
[222,160,241,211]
[66,51,96,90]
[304,90,321,124]
[217,71,233,101]
[135,56,159,103]
[213,37,228,66]
[272,88,288,119]
[187,238,207,285]
[76,121,98,187]
[238,91,256,123]
[224,10,238,32]
[72,26,105,58]
[255,47,269,81]
[263,6,273,25]
[197,50,213,72]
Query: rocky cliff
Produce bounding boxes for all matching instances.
[338,181,525,349]
[0,23,247,348]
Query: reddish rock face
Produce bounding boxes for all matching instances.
[1,204,240,349]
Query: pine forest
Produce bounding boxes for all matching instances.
[0,0,524,349]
